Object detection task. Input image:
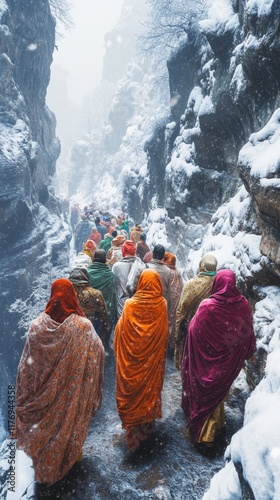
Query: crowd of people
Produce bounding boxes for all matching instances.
[14,204,257,485]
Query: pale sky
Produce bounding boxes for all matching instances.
[49,0,124,103]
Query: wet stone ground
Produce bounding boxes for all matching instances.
[15,346,244,500]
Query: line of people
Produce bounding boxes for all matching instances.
[14,213,257,486]
[71,208,185,353]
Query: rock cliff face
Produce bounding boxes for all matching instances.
[102,0,148,155]
[138,0,280,285]
[0,0,70,407]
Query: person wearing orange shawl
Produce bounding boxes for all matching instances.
[114,269,169,452]
[15,278,104,485]
[181,269,256,448]
[163,252,183,352]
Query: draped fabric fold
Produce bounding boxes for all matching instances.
[69,268,110,342]
[45,278,85,323]
[163,252,183,349]
[181,269,256,444]
[114,269,168,428]
[88,261,117,330]
[16,279,104,484]
[174,273,215,370]
[16,313,104,484]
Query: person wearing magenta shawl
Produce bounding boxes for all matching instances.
[181,269,256,447]
[15,278,104,484]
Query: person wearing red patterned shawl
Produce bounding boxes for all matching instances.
[15,278,104,485]
[181,269,256,447]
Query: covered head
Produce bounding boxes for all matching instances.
[182,266,255,443]
[153,244,165,260]
[211,269,240,298]
[45,278,85,323]
[136,268,163,297]
[199,253,217,272]
[84,239,97,252]
[140,233,147,241]
[143,250,152,263]
[68,268,90,285]
[93,249,107,263]
[112,234,126,247]
[163,252,176,267]
[114,267,169,430]
[119,229,128,239]
[122,240,136,257]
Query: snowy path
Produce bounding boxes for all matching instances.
[21,346,236,500]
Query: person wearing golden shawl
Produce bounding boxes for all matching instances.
[15,278,104,485]
[174,254,217,370]
[129,223,143,244]
[114,269,169,452]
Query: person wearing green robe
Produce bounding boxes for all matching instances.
[119,220,130,236]
[88,249,117,343]
[99,230,117,254]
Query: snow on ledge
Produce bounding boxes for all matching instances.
[199,0,239,36]
[0,0,7,17]
[239,108,280,179]
[245,0,275,17]
[202,461,241,499]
